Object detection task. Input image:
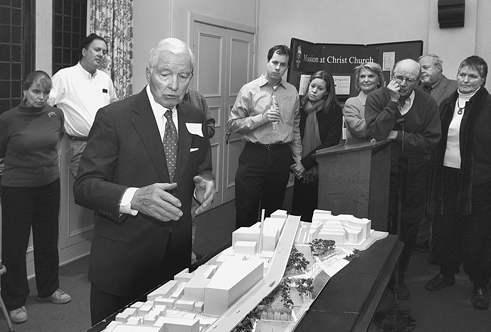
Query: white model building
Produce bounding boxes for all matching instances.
[101,210,374,332]
[310,210,371,245]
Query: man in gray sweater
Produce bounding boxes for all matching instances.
[365,59,441,301]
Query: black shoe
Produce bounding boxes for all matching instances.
[414,240,430,253]
[397,282,410,300]
[471,286,490,310]
[425,273,455,291]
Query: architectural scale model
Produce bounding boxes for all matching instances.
[101,210,387,332]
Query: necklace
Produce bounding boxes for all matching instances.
[457,99,466,115]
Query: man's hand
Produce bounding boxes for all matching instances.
[131,183,182,221]
[290,162,305,179]
[193,175,216,215]
[262,105,281,123]
[387,79,401,102]
[388,130,398,140]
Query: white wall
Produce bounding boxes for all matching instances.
[257,0,489,89]
[36,1,491,91]
[132,0,172,94]
[132,0,258,92]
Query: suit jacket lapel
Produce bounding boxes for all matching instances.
[131,89,170,183]
[432,76,450,104]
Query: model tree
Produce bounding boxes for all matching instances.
[308,239,336,257]
[286,246,310,274]
[296,277,314,298]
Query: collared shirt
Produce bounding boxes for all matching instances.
[119,86,179,216]
[227,74,302,161]
[146,85,178,140]
[49,62,118,137]
[398,90,415,116]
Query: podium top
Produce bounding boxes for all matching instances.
[313,140,392,158]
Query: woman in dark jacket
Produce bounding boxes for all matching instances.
[425,56,491,310]
[291,70,342,221]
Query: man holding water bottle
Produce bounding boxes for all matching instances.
[228,44,303,229]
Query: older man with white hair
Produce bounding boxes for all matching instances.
[365,59,442,301]
[74,38,215,324]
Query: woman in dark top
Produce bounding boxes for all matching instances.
[425,56,491,310]
[291,70,343,221]
[0,71,71,324]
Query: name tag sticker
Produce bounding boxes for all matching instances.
[186,123,203,137]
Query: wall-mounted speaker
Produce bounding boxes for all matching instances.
[438,0,465,28]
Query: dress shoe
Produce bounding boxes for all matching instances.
[397,282,410,300]
[471,286,490,310]
[413,240,430,253]
[425,273,455,291]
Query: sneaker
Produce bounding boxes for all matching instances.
[9,306,27,324]
[40,289,71,304]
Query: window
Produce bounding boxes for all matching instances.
[0,0,35,113]
[52,0,87,75]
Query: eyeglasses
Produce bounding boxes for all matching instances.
[393,75,417,84]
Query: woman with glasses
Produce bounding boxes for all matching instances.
[291,70,343,221]
[426,55,491,310]
[0,71,71,324]
[343,62,385,145]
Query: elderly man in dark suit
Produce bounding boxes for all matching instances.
[415,54,458,258]
[73,38,215,325]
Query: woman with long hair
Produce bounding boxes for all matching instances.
[291,70,343,221]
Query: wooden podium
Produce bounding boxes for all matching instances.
[313,140,392,231]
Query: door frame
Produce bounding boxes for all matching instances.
[188,12,256,207]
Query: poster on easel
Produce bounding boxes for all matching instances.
[287,38,423,102]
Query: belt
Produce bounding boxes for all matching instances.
[67,135,88,141]
[246,142,288,151]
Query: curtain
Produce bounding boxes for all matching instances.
[89,0,133,99]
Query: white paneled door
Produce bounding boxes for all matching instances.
[191,20,255,207]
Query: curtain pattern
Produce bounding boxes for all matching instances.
[89,0,133,99]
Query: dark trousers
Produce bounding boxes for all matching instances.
[291,177,318,222]
[434,167,491,287]
[235,143,292,229]
[90,233,174,325]
[90,284,136,326]
[1,179,60,310]
[388,160,431,281]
